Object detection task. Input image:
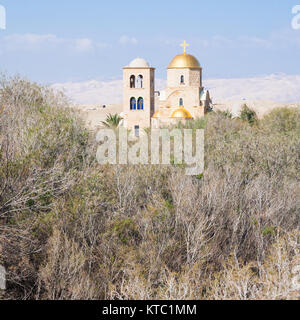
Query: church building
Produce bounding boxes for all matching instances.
[121,41,212,133]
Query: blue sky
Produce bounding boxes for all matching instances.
[0,0,300,83]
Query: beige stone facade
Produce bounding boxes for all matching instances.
[122,46,212,131]
[122,58,155,132]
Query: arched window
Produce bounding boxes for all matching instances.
[130,97,136,110]
[130,75,135,88]
[179,98,183,106]
[137,97,144,110]
[137,75,143,88]
[180,75,184,84]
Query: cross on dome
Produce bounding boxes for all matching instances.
[180,40,190,55]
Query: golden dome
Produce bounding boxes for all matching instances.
[170,108,192,119]
[168,54,201,69]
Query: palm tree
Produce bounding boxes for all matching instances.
[101,113,123,128]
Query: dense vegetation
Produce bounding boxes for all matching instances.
[0,76,299,300]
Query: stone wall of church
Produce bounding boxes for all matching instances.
[189,105,205,118]
[123,68,155,130]
[167,68,202,88]
[167,69,190,88]
[164,87,201,109]
[189,69,202,87]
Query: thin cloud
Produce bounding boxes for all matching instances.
[161,30,299,50]
[74,38,93,52]
[200,35,271,49]
[119,35,138,45]
[0,33,107,54]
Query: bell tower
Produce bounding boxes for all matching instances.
[123,58,155,132]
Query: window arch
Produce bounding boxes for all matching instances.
[130,75,135,88]
[179,98,183,106]
[138,97,144,110]
[137,75,143,88]
[180,75,185,84]
[130,97,136,110]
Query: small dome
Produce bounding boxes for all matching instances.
[168,54,201,69]
[152,111,160,118]
[170,108,192,119]
[128,58,150,68]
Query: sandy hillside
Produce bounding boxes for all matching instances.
[213,100,300,118]
[75,100,300,130]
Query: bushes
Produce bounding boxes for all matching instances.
[0,76,299,300]
[262,106,300,135]
[240,104,258,126]
[0,75,92,298]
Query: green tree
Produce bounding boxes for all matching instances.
[101,113,123,128]
[240,104,258,125]
[216,109,233,119]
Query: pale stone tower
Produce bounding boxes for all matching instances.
[122,58,155,133]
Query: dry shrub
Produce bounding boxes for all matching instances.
[0,76,299,300]
[205,231,300,300]
[37,228,98,300]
